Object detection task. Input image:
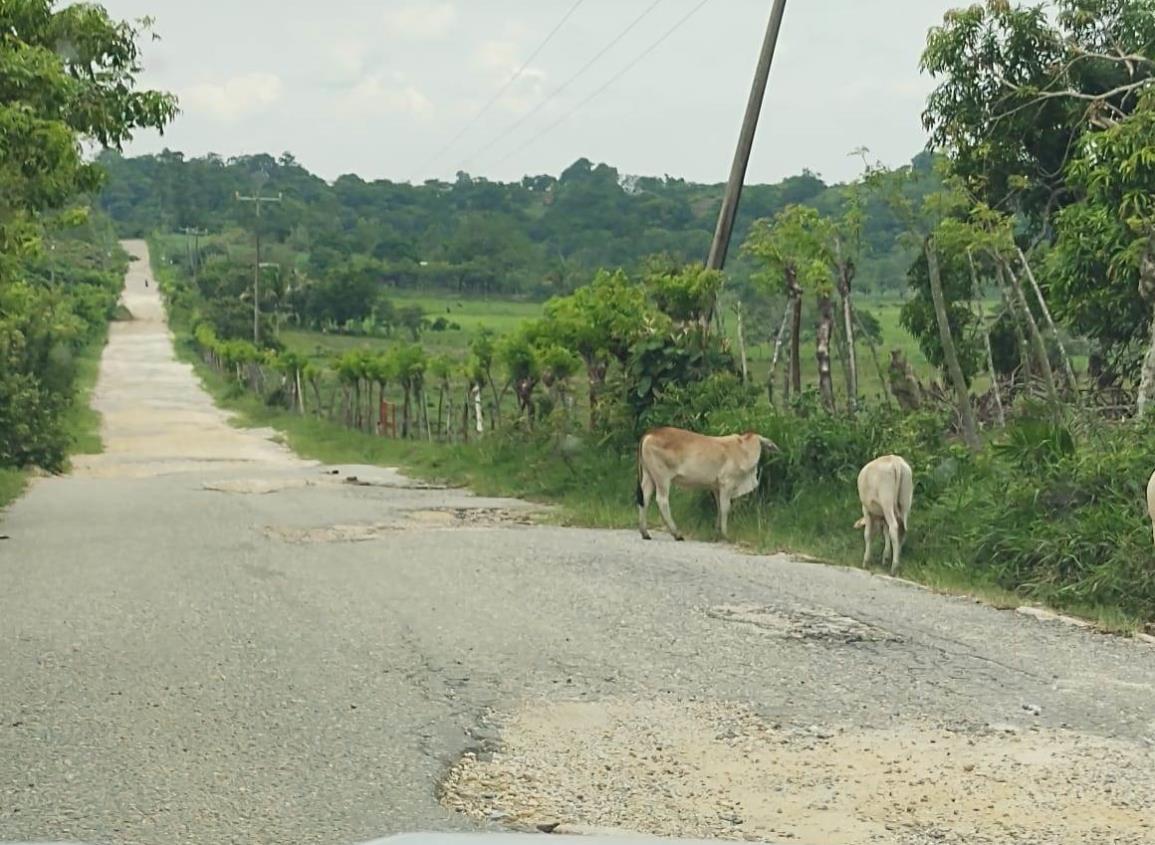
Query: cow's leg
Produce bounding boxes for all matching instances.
[655,481,682,541]
[712,490,721,532]
[862,511,874,566]
[881,516,892,564]
[718,490,732,540]
[883,510,902,573]
[638,469,655,540]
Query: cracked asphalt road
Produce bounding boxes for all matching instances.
[2,242,1154,845]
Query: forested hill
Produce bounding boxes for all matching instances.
[97,150,939,297]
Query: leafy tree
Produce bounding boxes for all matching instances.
[922,0,1155,390]
[540,270,663,427]
[744,206,833,403]
[1,0,175,470]
[397,304,427,341]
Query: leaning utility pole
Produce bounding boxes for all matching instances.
[235,177,282,345]
[706,0,788,274]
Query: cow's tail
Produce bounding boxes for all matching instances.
[895,460,912,543]
[635,436,646,506]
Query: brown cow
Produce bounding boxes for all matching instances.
[637,427,778,541]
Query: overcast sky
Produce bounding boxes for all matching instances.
[101,0,961,186]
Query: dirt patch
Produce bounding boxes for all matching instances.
[440,698,1155,845]
[264,507,542,544]
[707,604,901,644]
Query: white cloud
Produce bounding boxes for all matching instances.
[470,39,546,114]
[182,72,283,121]
[331,39,369,78]
[381,2,456,39]
[343,72,434,118]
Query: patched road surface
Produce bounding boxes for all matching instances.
[2,243,1154,845]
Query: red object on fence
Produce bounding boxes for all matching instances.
[379,401,398,438]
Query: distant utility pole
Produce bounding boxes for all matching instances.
[706,0,788,275]
[235,176,282,345]
[180,226,207,287]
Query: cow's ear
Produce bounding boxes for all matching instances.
[759,436,780,453]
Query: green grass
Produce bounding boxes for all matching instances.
[280,296,544,362]
[0,469,27,510]
[62,336,108,461]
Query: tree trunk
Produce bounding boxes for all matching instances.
[462,390,470,443]
[735,302,749,385]
[1137,239,1155,415]
[855,308,894,408]
[437,385,446,440]
[585,359,606,430]
[310,379,324,418]
[767,307,791,404]
[1002,258,1059,408]
[926,238,982,452]
[815,292,835,411]
[295,368,305,414]
[1017,246,1078,395]
[834,241,858,411]
[1137,305,1155,415]
[472,384,484,433]
[1001,285,1033,385]
[787,267,803,397]
[402,385,411,438]
[967,252,1005,428]
[487,374,501,426]
[422,386,433,440]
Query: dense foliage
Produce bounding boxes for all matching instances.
[0,0,175,473]
[98,151,941,301]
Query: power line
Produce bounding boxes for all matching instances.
[459,0,669,171]
[410,0,588,180]
[489,0,713,171]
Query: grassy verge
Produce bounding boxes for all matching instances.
[183,341,1145,635]
[0,469,27,510]
[0,336,107,511]
[62,334,108,462]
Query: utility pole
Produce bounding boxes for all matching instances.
[236,174,282,345]
[706,0,789,274]
[180,226,207,288]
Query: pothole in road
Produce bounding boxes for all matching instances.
[406,507,540,528]
[203,473,454,495]
[204,478,325,494]
[264,523,401,543]
[264,507,542,544]
[439,698,1155,845]
[706,604,901,645]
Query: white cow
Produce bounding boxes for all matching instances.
[854,454,914,573]
[1146,468,1155,547]
[637,426,778,541]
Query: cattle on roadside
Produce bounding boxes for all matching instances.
[1146,468,1155,547]
[636,426,779,541]
[854,454,913,573]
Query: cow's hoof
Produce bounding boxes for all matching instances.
[675,535,685,542]
[640,532,652,541]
